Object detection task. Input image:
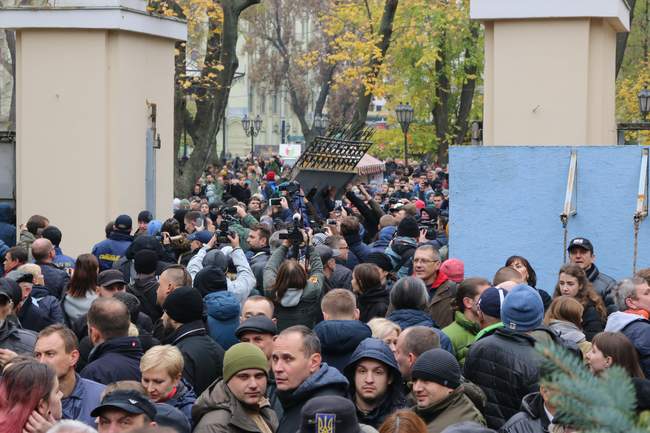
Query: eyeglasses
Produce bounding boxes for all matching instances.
[413,258,440,265]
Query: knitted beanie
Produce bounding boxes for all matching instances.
[223,343,269,383]
[411,348,461,389]
[500,284,544,332]
[397,216,419,239]
[134,249,158,275]
[162,286,204,324]
[365,252,394,272]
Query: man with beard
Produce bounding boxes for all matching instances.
[161,286,225,395]
[246,225,271,293]
[343,337,406,428]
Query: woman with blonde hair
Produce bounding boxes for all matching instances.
[544,296,591,356]
[140,345,196,423]
[368,318,401,355]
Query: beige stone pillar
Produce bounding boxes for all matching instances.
[0,0,186,256]
[471,0,629,146]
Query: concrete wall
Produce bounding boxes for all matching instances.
[16,29,175,256]
[449,146,650,292]
[482,18,618,146]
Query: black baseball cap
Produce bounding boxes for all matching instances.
[114,214,133,231]
[0,278,21,306]
[567,237,594,253]
[90,390,157,419]
[97,269,127,287]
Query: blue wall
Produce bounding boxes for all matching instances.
[449,146,650,293]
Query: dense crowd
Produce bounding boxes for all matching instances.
[0,155,649,433]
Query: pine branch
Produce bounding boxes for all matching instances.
[535,340,646,433]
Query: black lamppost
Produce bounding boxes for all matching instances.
[618,85,650,145]
[314,114,329,136]
[242,114,262,157]
[395,102,414,167]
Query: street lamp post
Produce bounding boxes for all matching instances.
[395,102,414,167]
[242,114,262,157]
[314,114,329,136]
[617,85,650,145]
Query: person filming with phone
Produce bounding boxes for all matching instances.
[263,227,324,331]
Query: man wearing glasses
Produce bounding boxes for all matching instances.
[413,245,457,328]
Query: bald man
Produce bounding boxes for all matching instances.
[32,238,70,299]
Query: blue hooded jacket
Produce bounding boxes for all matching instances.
[314,320,372,372]
[343,338,406,428]
[204,291,240,350]
[0,203,15,248]
[370,226,396,253]
[165,379,197,425]
[386,309,455,355]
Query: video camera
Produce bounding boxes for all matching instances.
[216,205,239,243]
[279,213,306,259]
[418,220,438,240]
[278,181,301,196]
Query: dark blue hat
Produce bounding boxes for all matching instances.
[501,284,544,332]
[91,390,156,419]
[114,214,132,231]
[188,230,213,244]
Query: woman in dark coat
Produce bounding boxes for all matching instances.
[353,263,389,322]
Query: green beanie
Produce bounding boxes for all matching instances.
[223,343,269,383]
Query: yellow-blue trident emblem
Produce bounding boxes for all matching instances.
[316,413,336,433]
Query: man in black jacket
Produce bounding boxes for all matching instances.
[272,325,349,433]
[0,278,36,361]
[80,297,143,385]
[567,237,616,313]
[464,284,550,430]
[32,238,70,299]
[161,286,224,395]
[6,268,64,332]
[128,249,162,322]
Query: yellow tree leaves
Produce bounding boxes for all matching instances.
[617,60,650,144]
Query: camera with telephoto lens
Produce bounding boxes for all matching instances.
[215,220,234,244]
[279,213,305,246]
[419,221,438,240]
[278,181,301,196]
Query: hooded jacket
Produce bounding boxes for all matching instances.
[53,247,75,271]
[343,338,406,428]
[17,285,65,332]
[0,318,36,354]
[386,309,455,354]
[263,245,324,331]
[128,275,163,322]
[165,379,197,425]
[413,386,485,433]
[92,231,133,271]
[358,285,390,323]
[80,336,143,385]
[442,311,480,365]
[605,311,650,377]
[499,392,552,433]
[163,320,225,395]
[314,320,372,372]
[204,291,241,350]
[370,227,396,254]
[385,237,417,279]
[463,328,563,429]
[276,363,349,433]
[193,379,278,433]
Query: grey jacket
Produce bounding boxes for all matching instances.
[188,246,256,303]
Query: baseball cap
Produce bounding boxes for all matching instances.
[114,215,133,232]
[567,237,594,253]
[5,269,34,284]
[188,230,213,244]
[315,245,340,264]
[0,278,22,306]
[97,269,127,287]
[90,390,157,419]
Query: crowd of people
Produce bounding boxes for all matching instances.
[0,155,649,433]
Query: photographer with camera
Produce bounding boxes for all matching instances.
[263,225,324,331]
[187,231,255,304]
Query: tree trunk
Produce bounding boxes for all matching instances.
[5,30,16,130]
[351,0,399,133]
[432,34,450,164]
[453,23,480,146]
[173,0,261,197]
[616,0,637,77]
